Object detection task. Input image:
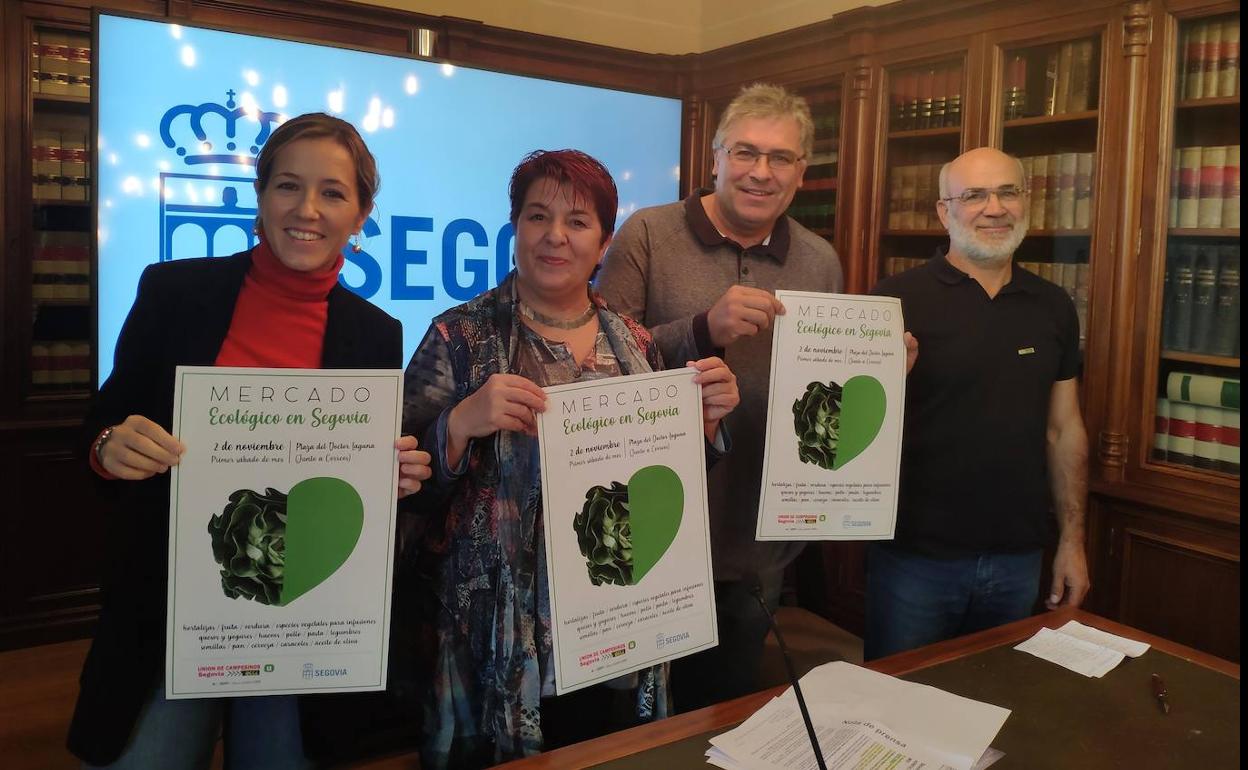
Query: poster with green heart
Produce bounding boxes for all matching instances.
[757,291,907,541]
[537,368,718,695]
[165,366,402,699]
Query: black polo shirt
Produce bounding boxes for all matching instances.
[872,252,1081,558]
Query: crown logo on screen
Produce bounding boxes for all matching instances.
[159,89,282,167]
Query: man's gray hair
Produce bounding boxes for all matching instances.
[938,153,1028,197]
[713,83,815,159]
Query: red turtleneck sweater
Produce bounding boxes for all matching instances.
[90,241,344,477]
[214,239,342,367]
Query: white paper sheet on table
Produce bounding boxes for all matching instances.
[706,661,1010,770]
[1013,627,1125,677]
[1054,620,1151,657]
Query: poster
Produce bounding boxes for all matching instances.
[537,368,718,695]
[166,366,402,698]
[756,291,906,541]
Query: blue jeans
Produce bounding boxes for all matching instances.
[84,686,312,770]
[864,545,1042,661]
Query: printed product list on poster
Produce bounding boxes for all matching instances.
[757,291,906,540]
[538,368,717,695]
[166,367,402,698]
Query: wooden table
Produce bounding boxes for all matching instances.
[483,608,1239,770]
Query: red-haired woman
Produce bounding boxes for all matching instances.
[400,149,740,768]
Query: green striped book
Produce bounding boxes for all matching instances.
[1166,372,1240,410]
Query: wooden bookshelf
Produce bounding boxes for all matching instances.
[1176,95,1241,110]
[886,125,961,140]
[1168,228,1240,238]
[1160,350,1240,368]
[1003,110,1098,129]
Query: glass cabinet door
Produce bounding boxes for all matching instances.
[1153,12,1240,478]
[29,24,94,399]
[786,82,841,246]
[998,35,1103,351]
[877,57,964,281]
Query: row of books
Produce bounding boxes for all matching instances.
[32,116,91,201]
[889,63,963,131]
[30,341,91,389]
[1162,244,1240,357]
[1003,39,1097,119]
[886,164,945,231]
[32,231,91,301]
[1178,17,1240,101]
[1020,152,1096,230]
[886,153,1096,231]
[1154,398,1240,475]
[1169,145,1240,230]
[30,29,91,98]
[788,201,835,231]
[1154,372,1240,475]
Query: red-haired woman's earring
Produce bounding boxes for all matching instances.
[350,234,363,254]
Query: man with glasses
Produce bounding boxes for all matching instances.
[866,146,1090,660]
[596,83,844,711]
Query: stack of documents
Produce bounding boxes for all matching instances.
[1013,620,1151,678]
[707,661,1010,770]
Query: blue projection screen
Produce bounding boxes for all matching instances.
[95,14,681,384]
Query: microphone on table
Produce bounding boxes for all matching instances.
[746,573,828,770]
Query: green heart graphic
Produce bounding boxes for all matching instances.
[833,375,886,469]
[207,477,363,606]
[792,376,886,470]
[627,465,683,584]
[283,477,364,604]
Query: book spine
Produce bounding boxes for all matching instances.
[1167,401,1197,466]
[66,32,91,99]
[1005,54,1025,119]
[31,31,42,94]
[1203,21,1224,98]
[1222,144,1240,228]
[1068,39,1094,111]
[1197,145,1226,228]
[1044,153,1061,227]
[32,128,62,200]
[1029,155,1048,228]
[1189,245,1219,352]
[1176,147,1202,228]
[1168,244,1197,350]
[1211,245,1241,357]
[891,73,907,130]
[1218,409,1240,475]
[1153,397,1171,461]
[1073,152,1094,229]
[1186,21,1207,100]
[900,165,917,230]
[888,166,903,230]
[61,127,87,202]
[39,32,70,96]
[30,343,52,387]
[1055,42,1074,114]
[931,66,947,128]
[906,70,921,131]
[1166,371,1242,409]
[1193,405,1223,469]
[946,63,962,127]
[1020,157,1034,228]
[1169,158,1180,228]
[1219,19,1240,98]
[1057,152,1077,230]
[1162,245,1178,349]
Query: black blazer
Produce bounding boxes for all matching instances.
[67,250,403,765]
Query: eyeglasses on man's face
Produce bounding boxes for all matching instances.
[717,143,804,170]
[938,185,1028,207]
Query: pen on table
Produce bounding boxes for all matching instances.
[1151,673,1170,715]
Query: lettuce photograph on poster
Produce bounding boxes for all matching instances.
[572,465,683,587]
[207,477,363,606]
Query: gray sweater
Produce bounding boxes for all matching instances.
[596,191,843,580]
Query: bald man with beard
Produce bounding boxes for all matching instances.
[866,147,1090,660]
